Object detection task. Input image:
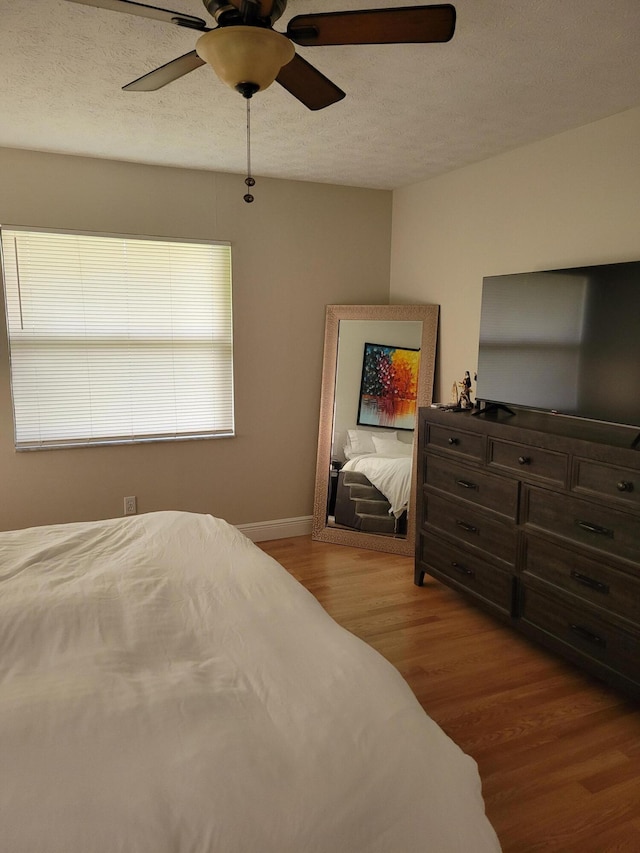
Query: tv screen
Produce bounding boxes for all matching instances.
[476,260,640,429]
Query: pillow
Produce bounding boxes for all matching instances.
[372,436,413,457]
[343,444,367,461]
[347,429,397,455]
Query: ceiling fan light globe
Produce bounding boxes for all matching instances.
[196,26,294,93]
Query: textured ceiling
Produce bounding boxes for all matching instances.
[2,0,640,189]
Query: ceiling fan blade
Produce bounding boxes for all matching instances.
[65,0,209,30]
[276,54,345,111]
[122,50,206,91]
[287,4,456,47]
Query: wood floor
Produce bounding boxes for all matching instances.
[259,536,640,853]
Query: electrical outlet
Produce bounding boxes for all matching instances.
[124,496,137,516]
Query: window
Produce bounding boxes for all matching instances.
[1,227,234,449]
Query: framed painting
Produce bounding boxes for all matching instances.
[357,342,421,430]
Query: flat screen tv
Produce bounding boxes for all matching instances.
[475,260,640,429]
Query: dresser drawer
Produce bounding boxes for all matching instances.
[523,486,640,564]
[522,533,640,625]
[418,532,513,614]
[573,458,640,509]
[426,423,484,462]
[520,585,640,683]
[488,438,568,487]
[422,492,517,568]
[424,455,519,520]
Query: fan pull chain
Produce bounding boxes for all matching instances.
[244,97,255,203]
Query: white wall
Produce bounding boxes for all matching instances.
[0,148,392,531]
[389,107,640,402]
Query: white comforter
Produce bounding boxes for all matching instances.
[0,511,500,853]
[342,453,412,516]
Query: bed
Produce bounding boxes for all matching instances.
[334,430,413,534]
[0,511,501,853]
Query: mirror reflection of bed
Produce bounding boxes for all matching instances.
[313,305,438,556]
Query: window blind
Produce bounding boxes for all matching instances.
[1,227,234,449]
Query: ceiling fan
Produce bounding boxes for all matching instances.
[66,0,455,201]
[65,1,457,111]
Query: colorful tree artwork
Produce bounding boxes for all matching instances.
[357,343,421,429]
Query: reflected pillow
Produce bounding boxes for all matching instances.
[371,436,413,457]
[347,429,397,455]
[343,445,366,461]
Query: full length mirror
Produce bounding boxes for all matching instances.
[312,304,439,555]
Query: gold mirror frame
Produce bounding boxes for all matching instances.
[312,304,439,555]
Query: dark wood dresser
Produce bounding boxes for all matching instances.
[416,406,640,698]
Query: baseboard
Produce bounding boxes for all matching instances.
[237,515,313,543]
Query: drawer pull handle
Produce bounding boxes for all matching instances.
[518,455,531,465]
[616,480,634,493]
[570,570,609,595]
[451,561,475,578]
[448,437,459,445]
[569,623,606,647]
[456,520,478,534]
[456,479,478,490]
[576,520,613,538]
